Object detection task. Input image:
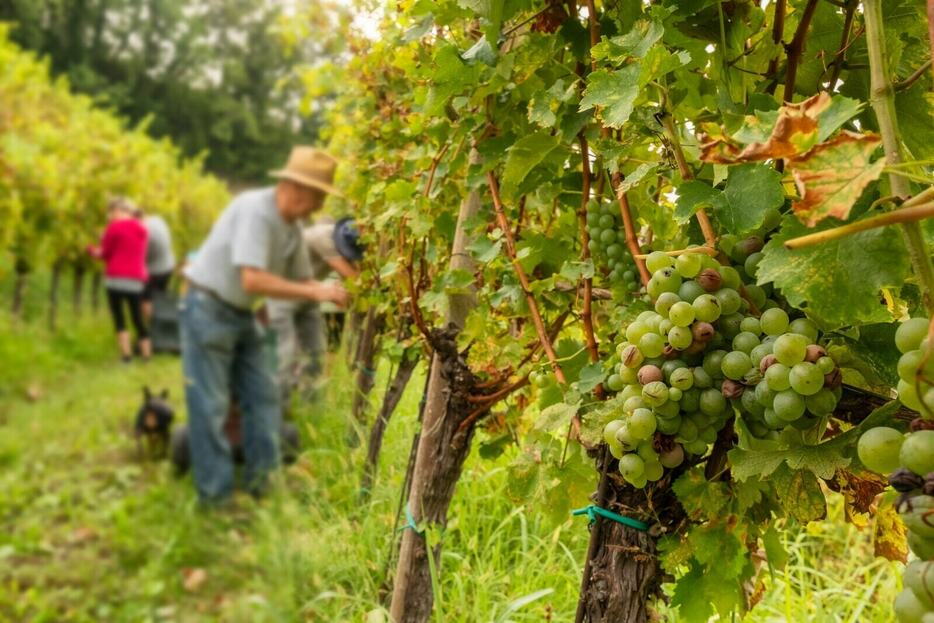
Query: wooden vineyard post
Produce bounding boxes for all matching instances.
[388,152,481,623]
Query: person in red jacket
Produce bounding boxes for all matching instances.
[89,198,151,362]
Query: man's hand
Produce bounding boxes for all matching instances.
[305,281,349,307]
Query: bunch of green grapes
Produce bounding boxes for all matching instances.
[601,241,842,488]
[585,200,639,297]
[857,318,934,623]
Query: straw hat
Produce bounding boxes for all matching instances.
[269,147,341,196]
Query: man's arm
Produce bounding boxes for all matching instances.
[325,256,359,280]
[241,266,348,305]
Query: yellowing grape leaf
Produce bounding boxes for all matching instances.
[700,93,832,163]
[873,497,907,562]
[789,131,885,226]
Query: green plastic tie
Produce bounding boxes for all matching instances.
[400,502,424,535]
[572,504,649,532]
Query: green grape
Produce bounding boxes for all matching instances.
[717,265,741,290]
[744,252,763,278]
[857,426,904,474]
[608,439,625,459]
[693,367,713,389]
[534,372,551,388]
[636,441,658,462]
[805,388,837,416]
[763,408,782,429]
[639,333,666,359]
[646,276,663,299]
[900,430,934,475]
[760,208,782,232]
[755,379,775,407]
[629,408,657,439]
[750,343,773,367]
[740,317,761,335]
[896,318,930,354]
[603,419,625,444]
[744,284,767,310]
[732,331,760,354]
[693,294,722,322]
[773,389,806,421]
[654,267,682,293]
[623,395,646,413]
[642,381,669,407]
[677,418,699,442]
[658,318,673,335]
[680,388,701,411]
[655,399,680,418]
[700,388,727,416]
[894,588,928,623]
[669,301,696,327]
[773,333,808,366]
[605,373,626,392]
[699,426,717,444]
[657,414,682,435]
[904,560,934,609]
[643,459,664,482]
[669,367,694,390]
[678,279,706,303]
[703,350,727,378]
[675,252,703,278]
[760,308,790,336]
[898,350,925,383]
[655,291,681,317]
[684,438,709,456]
[668,387,683,401]
[598,214,615,229]
[619,366,639,384]
[600,229,617,244]
[668,326,693,350]
[908,532,934,560]
[741,387,765,416]
[621,344,645,369]
[816,356,836,375]
[788,317,819,342]
[618,453,646,480]
[606,243,623,259]
[717,313,744,340]
[898,379,924,412]
[789,362,823,396]
[721,351,752,380]
[626,321,649,343]
[646,250,675,273]
[615,425,638,449]
[716,288,742,315]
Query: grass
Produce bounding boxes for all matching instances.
[0,290,904,622]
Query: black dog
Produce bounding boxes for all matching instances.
[135,387,174,459]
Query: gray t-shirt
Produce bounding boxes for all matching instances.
[144,215,176,275]
[184,187,312,309]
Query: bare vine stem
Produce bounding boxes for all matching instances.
[864,0,934,314]
[486,172,568,384]
[784,201,934,249]
[578,134,601,370]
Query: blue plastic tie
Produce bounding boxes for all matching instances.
[400,502,424,535]
[572,504,649,532]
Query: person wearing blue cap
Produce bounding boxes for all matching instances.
[267,216,363,406]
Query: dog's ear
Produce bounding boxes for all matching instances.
[160,388,169,400]
[143,386,152,401]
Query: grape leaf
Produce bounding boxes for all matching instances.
[873,495,908,562]
[771,465,827,523]
[591,20,664,61]
[672,468,731,518]
[674,180,720,222]
[762,526,788,572]
[700,93,832,163]
[757,216,909,329]
[534,402,578,434]
[729,437,851,481]
[714,164,785,235]
[501,132,560,196]
[789,132,884,226]
[578,66,640,128]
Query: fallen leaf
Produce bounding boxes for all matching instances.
[182,567,208,592]
[70,526,97,544]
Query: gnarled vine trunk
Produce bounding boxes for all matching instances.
[389,173,480,623]
[11,258,29,317]
[348,306,384,446]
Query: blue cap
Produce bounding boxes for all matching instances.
[333,217,364,262]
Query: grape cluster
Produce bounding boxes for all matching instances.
[585,200,639,297]
[857,318,934,623]
[602,243,841,488]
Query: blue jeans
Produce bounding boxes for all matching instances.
[179,288,280,502]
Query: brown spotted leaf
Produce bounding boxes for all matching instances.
[873,498,908,562]
[788,131,884,226]
[700,93,832,164]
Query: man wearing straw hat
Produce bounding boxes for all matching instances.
[181,146,348,505]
